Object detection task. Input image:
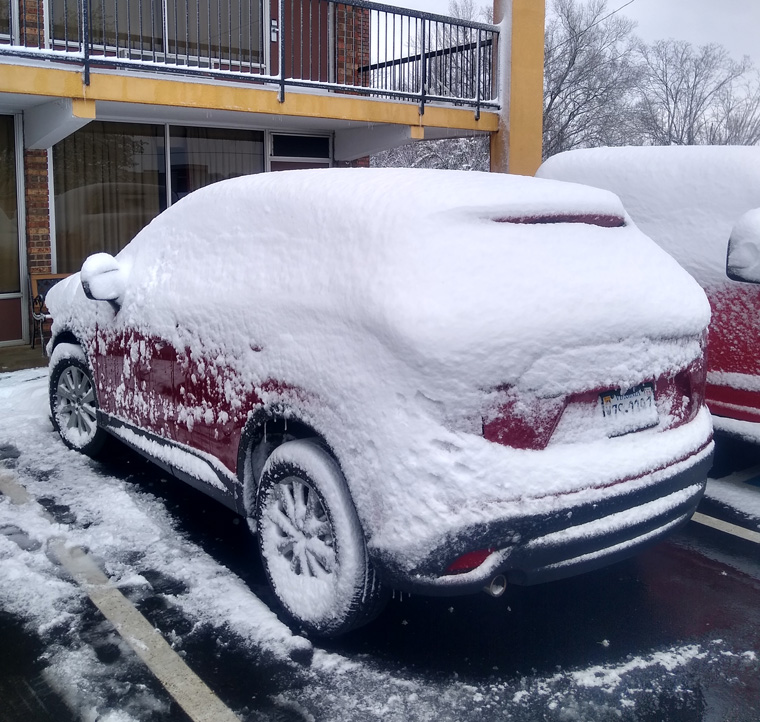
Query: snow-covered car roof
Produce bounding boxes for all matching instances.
[48,168,709,398]
[537,145,760,286]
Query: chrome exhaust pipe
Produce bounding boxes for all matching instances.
[483,574,507,597]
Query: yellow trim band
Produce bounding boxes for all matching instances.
[0,63,499,133]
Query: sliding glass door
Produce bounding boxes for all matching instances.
[53,121,265,273]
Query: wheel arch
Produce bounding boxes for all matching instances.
[48,341,108,457]
[236,409,341,518]
[49,329,86,357]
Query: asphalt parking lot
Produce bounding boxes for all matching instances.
[1,367,759,722]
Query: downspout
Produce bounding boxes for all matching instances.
[489,0,511,173]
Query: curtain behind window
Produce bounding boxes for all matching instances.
[0,116,19,294]
[170,126,264,201]
[54,122,166,273]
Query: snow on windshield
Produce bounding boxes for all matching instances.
[537,146,760,286]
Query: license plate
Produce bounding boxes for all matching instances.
[599,383,658,436]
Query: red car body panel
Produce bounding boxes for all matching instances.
[93,331,254,475]
[706,284,760,422]
[536,145,760,438]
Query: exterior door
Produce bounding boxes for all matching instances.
[95,329,176,438]
[0,114,23,345]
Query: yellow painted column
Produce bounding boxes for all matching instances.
[491,0,545,175]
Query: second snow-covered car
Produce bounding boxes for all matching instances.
[538,145,760,442]
[46,168,714,636]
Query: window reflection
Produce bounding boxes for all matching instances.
[49,0,263,68]
[170,126,263,200]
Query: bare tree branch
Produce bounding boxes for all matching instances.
[374,0,760,172]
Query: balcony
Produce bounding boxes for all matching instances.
[0,0,499,116]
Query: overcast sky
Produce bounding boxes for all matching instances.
[392,0,759,62]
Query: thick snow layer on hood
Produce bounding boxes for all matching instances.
[537,146,760,286]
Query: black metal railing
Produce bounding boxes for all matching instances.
[0,0,499,113]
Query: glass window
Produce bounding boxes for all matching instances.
[0,1,11,39]
[0,115,19,295]
[53,121,166,273]
[170,126,264,200]
[49,0,84,48]
[50,0,263,68]
[272,134,331,159]
[167,0,263,68]
[270,160,331,172]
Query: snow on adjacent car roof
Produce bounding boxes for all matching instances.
[537,145,760,286]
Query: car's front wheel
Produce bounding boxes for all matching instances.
[49,344,108,457]
[256,439,387,636]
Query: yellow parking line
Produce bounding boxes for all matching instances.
[1,471,240,722]
[51,542,240,722]
[691,512,760,545]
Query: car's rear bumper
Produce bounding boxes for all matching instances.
[378,442,712,595]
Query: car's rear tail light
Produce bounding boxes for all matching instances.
[484,352,706,449]
[655,353,706,428]
[483,391,567,450]
[445,548,495,575]
[493,214,625,228]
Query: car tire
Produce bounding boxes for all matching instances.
[49,345,108,457]
[256,439,387,637]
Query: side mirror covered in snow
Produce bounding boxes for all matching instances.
[727,209,760,284]
[81,252,127,307]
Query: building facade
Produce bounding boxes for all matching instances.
[0,0,543,345]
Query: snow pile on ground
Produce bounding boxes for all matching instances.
[537,145,760,286]
[299,642,730,721]
[45,168,712,570]
[705,471,760,524]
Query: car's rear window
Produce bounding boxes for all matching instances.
[494,214,625,228]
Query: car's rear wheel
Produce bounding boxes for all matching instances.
[256,439,387,636]
[49,346,108,457]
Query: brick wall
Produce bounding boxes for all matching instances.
[335,5,371,87]
[20,0,45,48]
[24,150,52,275]
[21,0,53,276]
[334,5,370,167]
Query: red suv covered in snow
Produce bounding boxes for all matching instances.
[46,168,713,635]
